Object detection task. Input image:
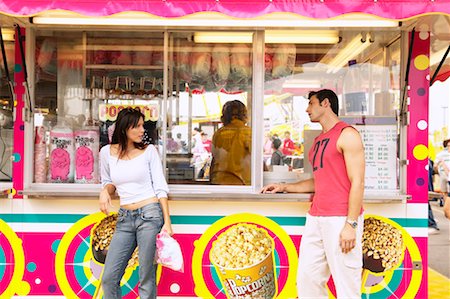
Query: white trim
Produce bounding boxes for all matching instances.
[32,17,399,28]
[406,203,428,218]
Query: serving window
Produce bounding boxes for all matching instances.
[166,31,253,185]
[29,28,402,194]
[33,30,164,184]
[30,29,254,188]
[262,30,402,193]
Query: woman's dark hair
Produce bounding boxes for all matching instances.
[220,100,248,125]
[111,107,146,159]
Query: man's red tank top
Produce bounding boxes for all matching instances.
[308,121,362,216]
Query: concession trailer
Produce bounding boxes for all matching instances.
[1,0,450,298]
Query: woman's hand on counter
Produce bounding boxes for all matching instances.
[99,189,113,214]
[261,183,285,194]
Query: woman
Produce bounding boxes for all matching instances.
[99,107,172,299]
[210,100,251,185]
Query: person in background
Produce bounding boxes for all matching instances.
[282,131,296,156]
[437,140,450,219]
[192,127,203,150]
[192,127,207,176]
[262,89,365,299]
[211,100,251,185]
[99,107,173,299]
[263,132,274,168]
[201,132,212,153]
[166,132,180,153]
[264,132,274,156]
[176,133,187,153]
[428,158,440,234]
[271,138,285,166]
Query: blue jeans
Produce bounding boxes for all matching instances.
[102,203,163,299]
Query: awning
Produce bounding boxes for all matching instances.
[1,0,450,19]
[432,64,450,85]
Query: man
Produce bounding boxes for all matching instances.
[428,158,440,234]
[282,131,296,156]
[262,89,365,299]
[201,132,212,153]
[436,139,450,219]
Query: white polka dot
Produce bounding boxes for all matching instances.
[425,164,429,171]
[419,24,429,32]
[170,283,180,294]
[419,31,429,40]
[426,74,430,81]
[417,120,428,130]
[35,278,41,285]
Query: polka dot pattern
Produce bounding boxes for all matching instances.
[419,31,429,40]
[12,153,21,162]
[16,281,31,296]
[412,144,428,161]
[51,239,60,254]
[416,178,425,186]
[27,262,37,272]
[417,120,427,130]
[419,24,429,32]
[407,30,430,204]
[414,55,429,71]
[14,64,22,72]
[170,283,181,293]
[48,284,57,293]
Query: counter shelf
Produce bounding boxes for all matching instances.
[21,186,409,202]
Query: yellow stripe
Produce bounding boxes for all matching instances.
[428,267,450,299]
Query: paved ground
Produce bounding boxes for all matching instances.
[429,200,449,277]
[428,200,450,298]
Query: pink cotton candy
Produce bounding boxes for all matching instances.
[154,231,184,272]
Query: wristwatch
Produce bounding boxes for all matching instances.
[346,219,358,229]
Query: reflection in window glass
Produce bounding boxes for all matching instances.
[167,32,253,185]
[33,31,163,184]
[0,35,14,182]
[263,30,401,191]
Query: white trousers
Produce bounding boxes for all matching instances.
[297,214,364,299]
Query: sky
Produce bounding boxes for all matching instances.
[429,79,450,139]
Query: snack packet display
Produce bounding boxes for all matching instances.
[74,127,100,183]
[49,124,74,183]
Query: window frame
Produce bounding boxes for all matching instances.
[22,27,406,198]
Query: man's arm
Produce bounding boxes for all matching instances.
[337,127,365,253]
[261,178,315,194]
[339,127,365,220]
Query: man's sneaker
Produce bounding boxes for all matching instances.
[428,227,440,235]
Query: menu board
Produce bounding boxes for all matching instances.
[356,125,398,191]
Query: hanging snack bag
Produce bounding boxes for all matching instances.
[49,124,75,183]
[74,127,100,183]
